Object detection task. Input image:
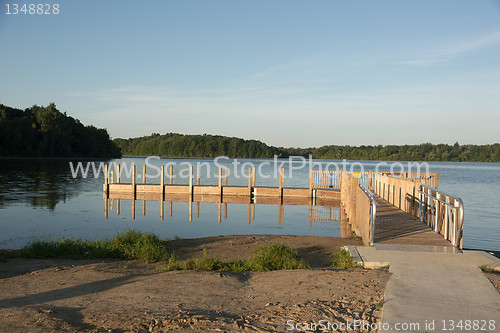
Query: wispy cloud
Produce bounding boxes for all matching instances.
[399,31,500,66]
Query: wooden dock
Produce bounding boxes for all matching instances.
[103,163,462,248]
[103,165,341,203]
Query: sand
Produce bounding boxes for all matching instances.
[0,235,389,332]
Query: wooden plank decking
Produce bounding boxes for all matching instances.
[374,196,453,247]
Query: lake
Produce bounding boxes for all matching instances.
[0,157,498,251]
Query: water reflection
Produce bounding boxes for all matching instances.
[0,158,498,251]
[103,194,352,238]
[0,159,104,210]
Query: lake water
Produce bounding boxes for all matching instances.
[0,158,498,251]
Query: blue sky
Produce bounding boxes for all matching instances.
[1,0,499,147]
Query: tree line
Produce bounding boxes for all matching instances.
[0,103,121,158]
[287,143,500,162]
[115,133,500,162]
[2,101,497,162]
[114,133,288,158]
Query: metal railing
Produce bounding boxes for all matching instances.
[418,184,464,248]
[311,170,376,190]
[311,170,342,188]
[358,182,378,246]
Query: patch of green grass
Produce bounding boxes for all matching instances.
[480,265,494,273]
[375,299,385,309]
[159,244,309,272]
[18,234,310,273]
[19,230,172,263]
[244,243,309,271]
[161,249,237,271]
[0,249,19,260]
[330,248,360,269]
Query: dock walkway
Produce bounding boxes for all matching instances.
[350,197,499,332]
[373,196,453,248]
[356,247,500,332]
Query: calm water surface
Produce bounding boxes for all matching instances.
[0,158,498,251]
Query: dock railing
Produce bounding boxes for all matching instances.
[340,174,378,246]
[374,173,464,248]
[418,184,464,248]
[311,170,375,191]
[374,173,422,216]
[311,170,342,189]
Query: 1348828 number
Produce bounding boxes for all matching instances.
[5,3,60,15]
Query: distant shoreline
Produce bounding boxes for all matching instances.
[0,156,114,161]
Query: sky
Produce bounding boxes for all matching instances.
[1,0,499,148]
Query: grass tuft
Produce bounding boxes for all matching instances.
[480,265,494,273]
[19,230,171,263]
[244,243,309,271]
[331,248,360,269]
[17,234,310,273]
[159,244,308,272]
[161,249,238,271]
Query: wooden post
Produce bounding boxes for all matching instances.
[278,203,283,225]
[160,166,165,200]
[218,167,222,198]
[224,168,228,186]
[252,167,256,187]
[116,199,120,215]
[196,165,200,185]
[279,167,284,203]
[104,196,108,219]
[248,166,252,189]
[252,202,255,220]
[116,164,120,183]
[169,201,172,217]
[104,164,109,195]
[196,165,200,216]
[189,201,192,222]
[132,165,136,199]
[189,166,193,202]
[132,198,135,220]
[142,164,146,216]
[247,203,251,224]
[160,199,164,220]
[169,165,173,185]
[224,203,227,219]
[218,202,221,224]
[435,172,439,189]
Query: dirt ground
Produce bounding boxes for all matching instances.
[0,235,389,332]
[167,235,364,268]
[485,272,500,293]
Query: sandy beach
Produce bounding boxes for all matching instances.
[0,235,389,332]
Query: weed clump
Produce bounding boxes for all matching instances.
[160,243,309,272]
[331,247,360,269]
[245,243,309,271]
[20,230,171,263]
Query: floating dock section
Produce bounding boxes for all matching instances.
[103,164,341,203]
